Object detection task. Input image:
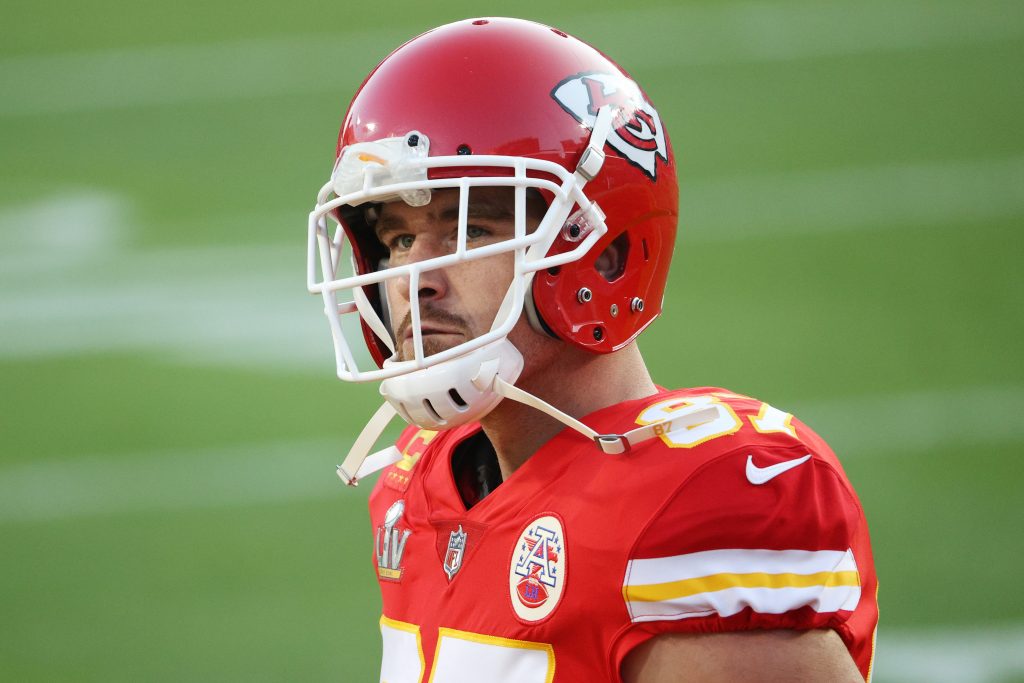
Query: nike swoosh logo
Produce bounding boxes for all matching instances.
[745,454,812,485]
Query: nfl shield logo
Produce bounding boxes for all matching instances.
[444,525,468,581]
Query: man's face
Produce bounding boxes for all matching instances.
[374,187,545,362]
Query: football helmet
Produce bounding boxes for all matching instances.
[308,18,678,468]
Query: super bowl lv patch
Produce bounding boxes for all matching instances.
[376,499,411,581]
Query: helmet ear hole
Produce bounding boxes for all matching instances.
[595,232,629,283]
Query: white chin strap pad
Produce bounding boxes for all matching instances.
[379,339,524,430]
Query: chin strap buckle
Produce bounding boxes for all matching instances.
[594,434,629,455]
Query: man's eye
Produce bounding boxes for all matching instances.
[391,234,415,250]
[466,225,489,240]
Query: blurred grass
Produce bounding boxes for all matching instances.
[0,356,349,462]
[1,0,1022,680]
[1,499,380,681]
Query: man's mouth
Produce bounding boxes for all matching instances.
[403,326,462,341]
[393,307,472,361]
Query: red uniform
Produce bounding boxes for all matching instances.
[368,387,878,682]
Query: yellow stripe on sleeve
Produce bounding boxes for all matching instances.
[624,570,861,603]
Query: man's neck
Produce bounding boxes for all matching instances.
[479,344,658,480]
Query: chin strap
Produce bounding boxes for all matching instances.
[574,105,615,182]
[491,377,718,455]
[336,401,401,486]
[336,377,719,486]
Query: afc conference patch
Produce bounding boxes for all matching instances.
[509,514,567,623]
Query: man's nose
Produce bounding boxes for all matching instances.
[395,238,450,302]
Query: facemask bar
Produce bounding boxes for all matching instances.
[308,108,616,384]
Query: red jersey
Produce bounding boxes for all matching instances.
[367,387,878,682]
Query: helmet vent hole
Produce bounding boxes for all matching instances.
[448,389,468,409]
[641,238,649,261]
[547,266,561,276]
[457,144,472,155]
[472,19,489,26]
[422,399,443,423]
[595,232,630,283]
[551,29,568,38]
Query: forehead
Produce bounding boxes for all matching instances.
[376,187,519,226]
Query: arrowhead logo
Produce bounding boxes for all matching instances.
[552,71,668,180]
[745,454,812,485]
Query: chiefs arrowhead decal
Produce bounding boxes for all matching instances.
[552,71,669,180]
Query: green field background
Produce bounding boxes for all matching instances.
[1,0,1022,681]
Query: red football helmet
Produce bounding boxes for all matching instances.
[308,17,677,430]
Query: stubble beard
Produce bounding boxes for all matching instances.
[393,305,474,362]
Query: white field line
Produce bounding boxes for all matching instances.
[1,0,1021,115]
[684,155,1024,242]
[789,385,1024,458]
[0,191,332,371]
[0,383,1020,524]
[0,154,1020,366]
[0,438,354,523]
[571,0,1024,67]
